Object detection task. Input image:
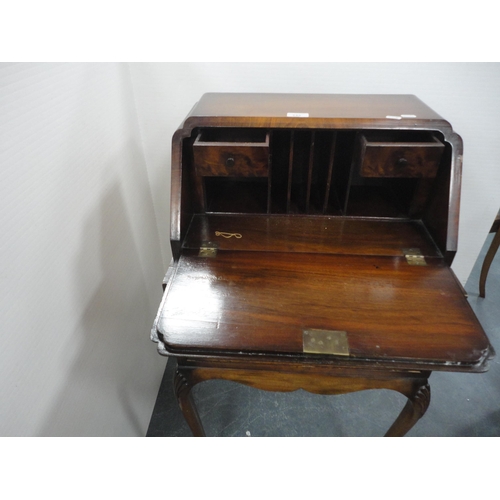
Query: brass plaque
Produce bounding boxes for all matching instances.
[402,248,427,266]
[303,329,350,356]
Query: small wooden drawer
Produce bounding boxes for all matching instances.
[358,132,444,178]
[193,128,269,177]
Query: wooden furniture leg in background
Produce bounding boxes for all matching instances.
[479,210,500,298]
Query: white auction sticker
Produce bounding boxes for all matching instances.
[287,112,309,117]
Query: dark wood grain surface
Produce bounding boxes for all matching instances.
[183,214,442,257]
[157,251,490,368]
[193,144,269,177]
[156,93,493,436]
[359,135,444,178]
[186,93,447,122]
[170,93,461,260]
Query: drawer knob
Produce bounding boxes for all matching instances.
[225,157,235,167]
[397,157,408,167]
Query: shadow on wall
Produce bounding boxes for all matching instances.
[38,173,166,436]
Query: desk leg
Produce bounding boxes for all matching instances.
[385,381,430,437]
[479,228,500,298]
[172,362,431,437]
[174,366,206,437]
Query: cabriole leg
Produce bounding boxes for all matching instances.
[174,366,206,437]
[385,381,431,437]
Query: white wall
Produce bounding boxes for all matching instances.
[0,63,166,436]
[129,62,500,283]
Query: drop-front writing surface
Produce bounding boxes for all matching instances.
[159,251,489,368]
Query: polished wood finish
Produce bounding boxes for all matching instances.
[183,93,446,123]
[358,132,444,178]
[153,93,493,436]
[182,215,442,256]
[479,210,500,298]
[173,357,432,437]
[384,381,431,437]
[158,251,488,367]
[193,129,269,177]
[170,94,462,260]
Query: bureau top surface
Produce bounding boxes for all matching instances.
[182,93,448,127]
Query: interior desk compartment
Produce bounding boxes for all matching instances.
[357,131,444,178]
[193,128,270,177]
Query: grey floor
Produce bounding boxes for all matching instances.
[147,232,500,437]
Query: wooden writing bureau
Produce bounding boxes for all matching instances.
[151,93,494,436]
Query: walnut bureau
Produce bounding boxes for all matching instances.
[151,93,493,436]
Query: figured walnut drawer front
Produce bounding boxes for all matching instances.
[193,129,270,177]
[359,132,444,178]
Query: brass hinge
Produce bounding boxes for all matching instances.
[303,329,350,356]
[403,248,427,266]
[198,241,218,258]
